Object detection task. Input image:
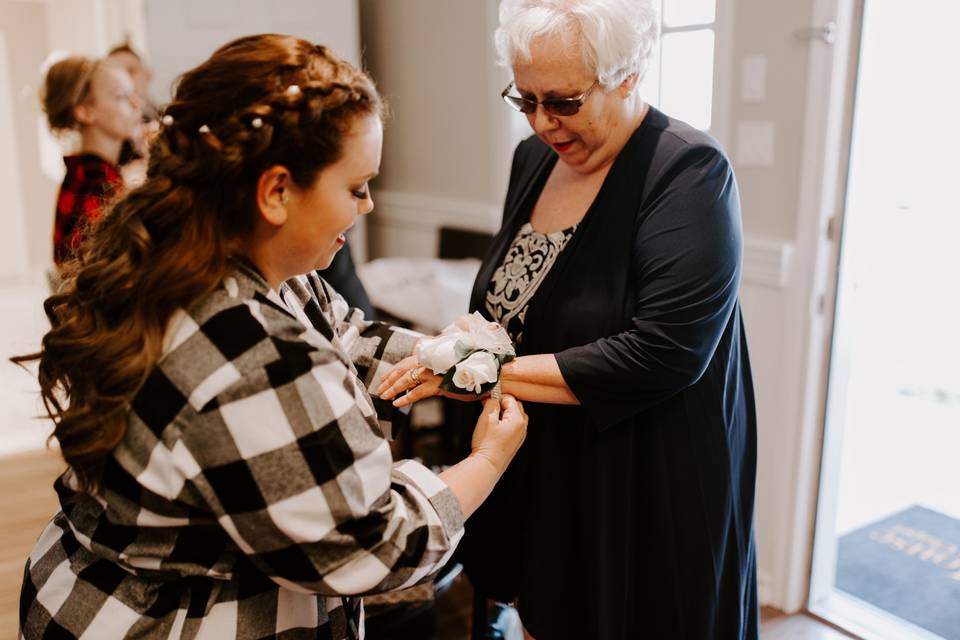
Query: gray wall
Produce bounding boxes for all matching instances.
[731,0,815,240]
[360,0,817,247]
[145,0,361,106]
[359,0,515,207]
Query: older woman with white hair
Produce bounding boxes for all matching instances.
[380,0,759,637]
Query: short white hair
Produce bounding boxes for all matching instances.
[495,0,660,90]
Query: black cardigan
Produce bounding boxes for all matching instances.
[460,108,760,640]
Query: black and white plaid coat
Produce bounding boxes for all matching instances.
[19,263,464,639]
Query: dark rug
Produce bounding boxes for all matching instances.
[837,505,960,639]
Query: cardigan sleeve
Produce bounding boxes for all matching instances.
[554,144,742,430]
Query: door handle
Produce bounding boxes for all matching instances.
[793,20,837,45]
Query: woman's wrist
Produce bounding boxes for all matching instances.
[439,453,503,519]
[500,358,519,382]
[470,448,509,477]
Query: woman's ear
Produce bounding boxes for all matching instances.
[73,103,95,127]
[256,166,292,226]
[619,73,639,98]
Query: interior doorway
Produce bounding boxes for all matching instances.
[809,1,960,639]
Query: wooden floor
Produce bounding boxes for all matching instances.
[0,447,64,638]
[425,577,858,639]
[761,607,858,639]
[0,447,856,639]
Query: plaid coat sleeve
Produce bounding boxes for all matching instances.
[164,282,463,596]
[284,272,423,394]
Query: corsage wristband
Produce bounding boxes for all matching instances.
[415,312,515,396]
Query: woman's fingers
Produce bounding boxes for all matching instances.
[500,395,526,423]
[482,396,501,420]
[377,356,420,400]
[377,355,420,398]
[391,377,440,407]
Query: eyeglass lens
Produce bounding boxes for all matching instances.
[504,94,582,117]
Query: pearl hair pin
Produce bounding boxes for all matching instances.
[285,84,301,96]
[161,114,174,126]
[198,124,210,134]
[251,117,263,129]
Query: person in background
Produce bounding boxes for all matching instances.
[41,56,142,267]
[107,41,159,171]
[18,34,526,639]
[379,0,759,637]
[107,41,158,122]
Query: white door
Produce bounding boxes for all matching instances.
[809,2,960,638]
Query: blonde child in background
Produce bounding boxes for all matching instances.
[41,56,142,267]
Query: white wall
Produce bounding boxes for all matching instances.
[0,30,31,282]
[0,1,55,275]
[727,0,821,610]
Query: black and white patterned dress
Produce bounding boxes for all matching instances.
[485,222,576,345]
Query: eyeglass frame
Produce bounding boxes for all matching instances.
[500,79,601,117]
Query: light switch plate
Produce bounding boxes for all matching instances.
[735,121,776,167]
[741,55,768,102]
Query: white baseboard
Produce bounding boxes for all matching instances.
[758,569,775,607]
[370,190,794,289]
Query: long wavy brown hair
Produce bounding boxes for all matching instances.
[14,34,382,493]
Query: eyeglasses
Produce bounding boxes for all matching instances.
[500,80,600,117]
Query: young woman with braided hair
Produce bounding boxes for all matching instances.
[17,35,526,639]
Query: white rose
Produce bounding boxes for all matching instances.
[449,312,515,357]
[451,351,499,394]
[416,334,463,373]
[472,323,515,356]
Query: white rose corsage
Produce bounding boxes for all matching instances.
[416,312,515,396]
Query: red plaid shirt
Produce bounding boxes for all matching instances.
[53,154,122,265]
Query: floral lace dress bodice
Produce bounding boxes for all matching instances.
[484,222,577,345]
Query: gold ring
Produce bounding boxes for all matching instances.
[410,367,422,385]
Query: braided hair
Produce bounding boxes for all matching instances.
[15,34,382,492]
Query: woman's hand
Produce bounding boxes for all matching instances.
[437,395,528,518]
[377,355,440,404]
[470,395,528,473]
[376,355,476,407]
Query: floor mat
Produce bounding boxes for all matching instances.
[837,505,960,639]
